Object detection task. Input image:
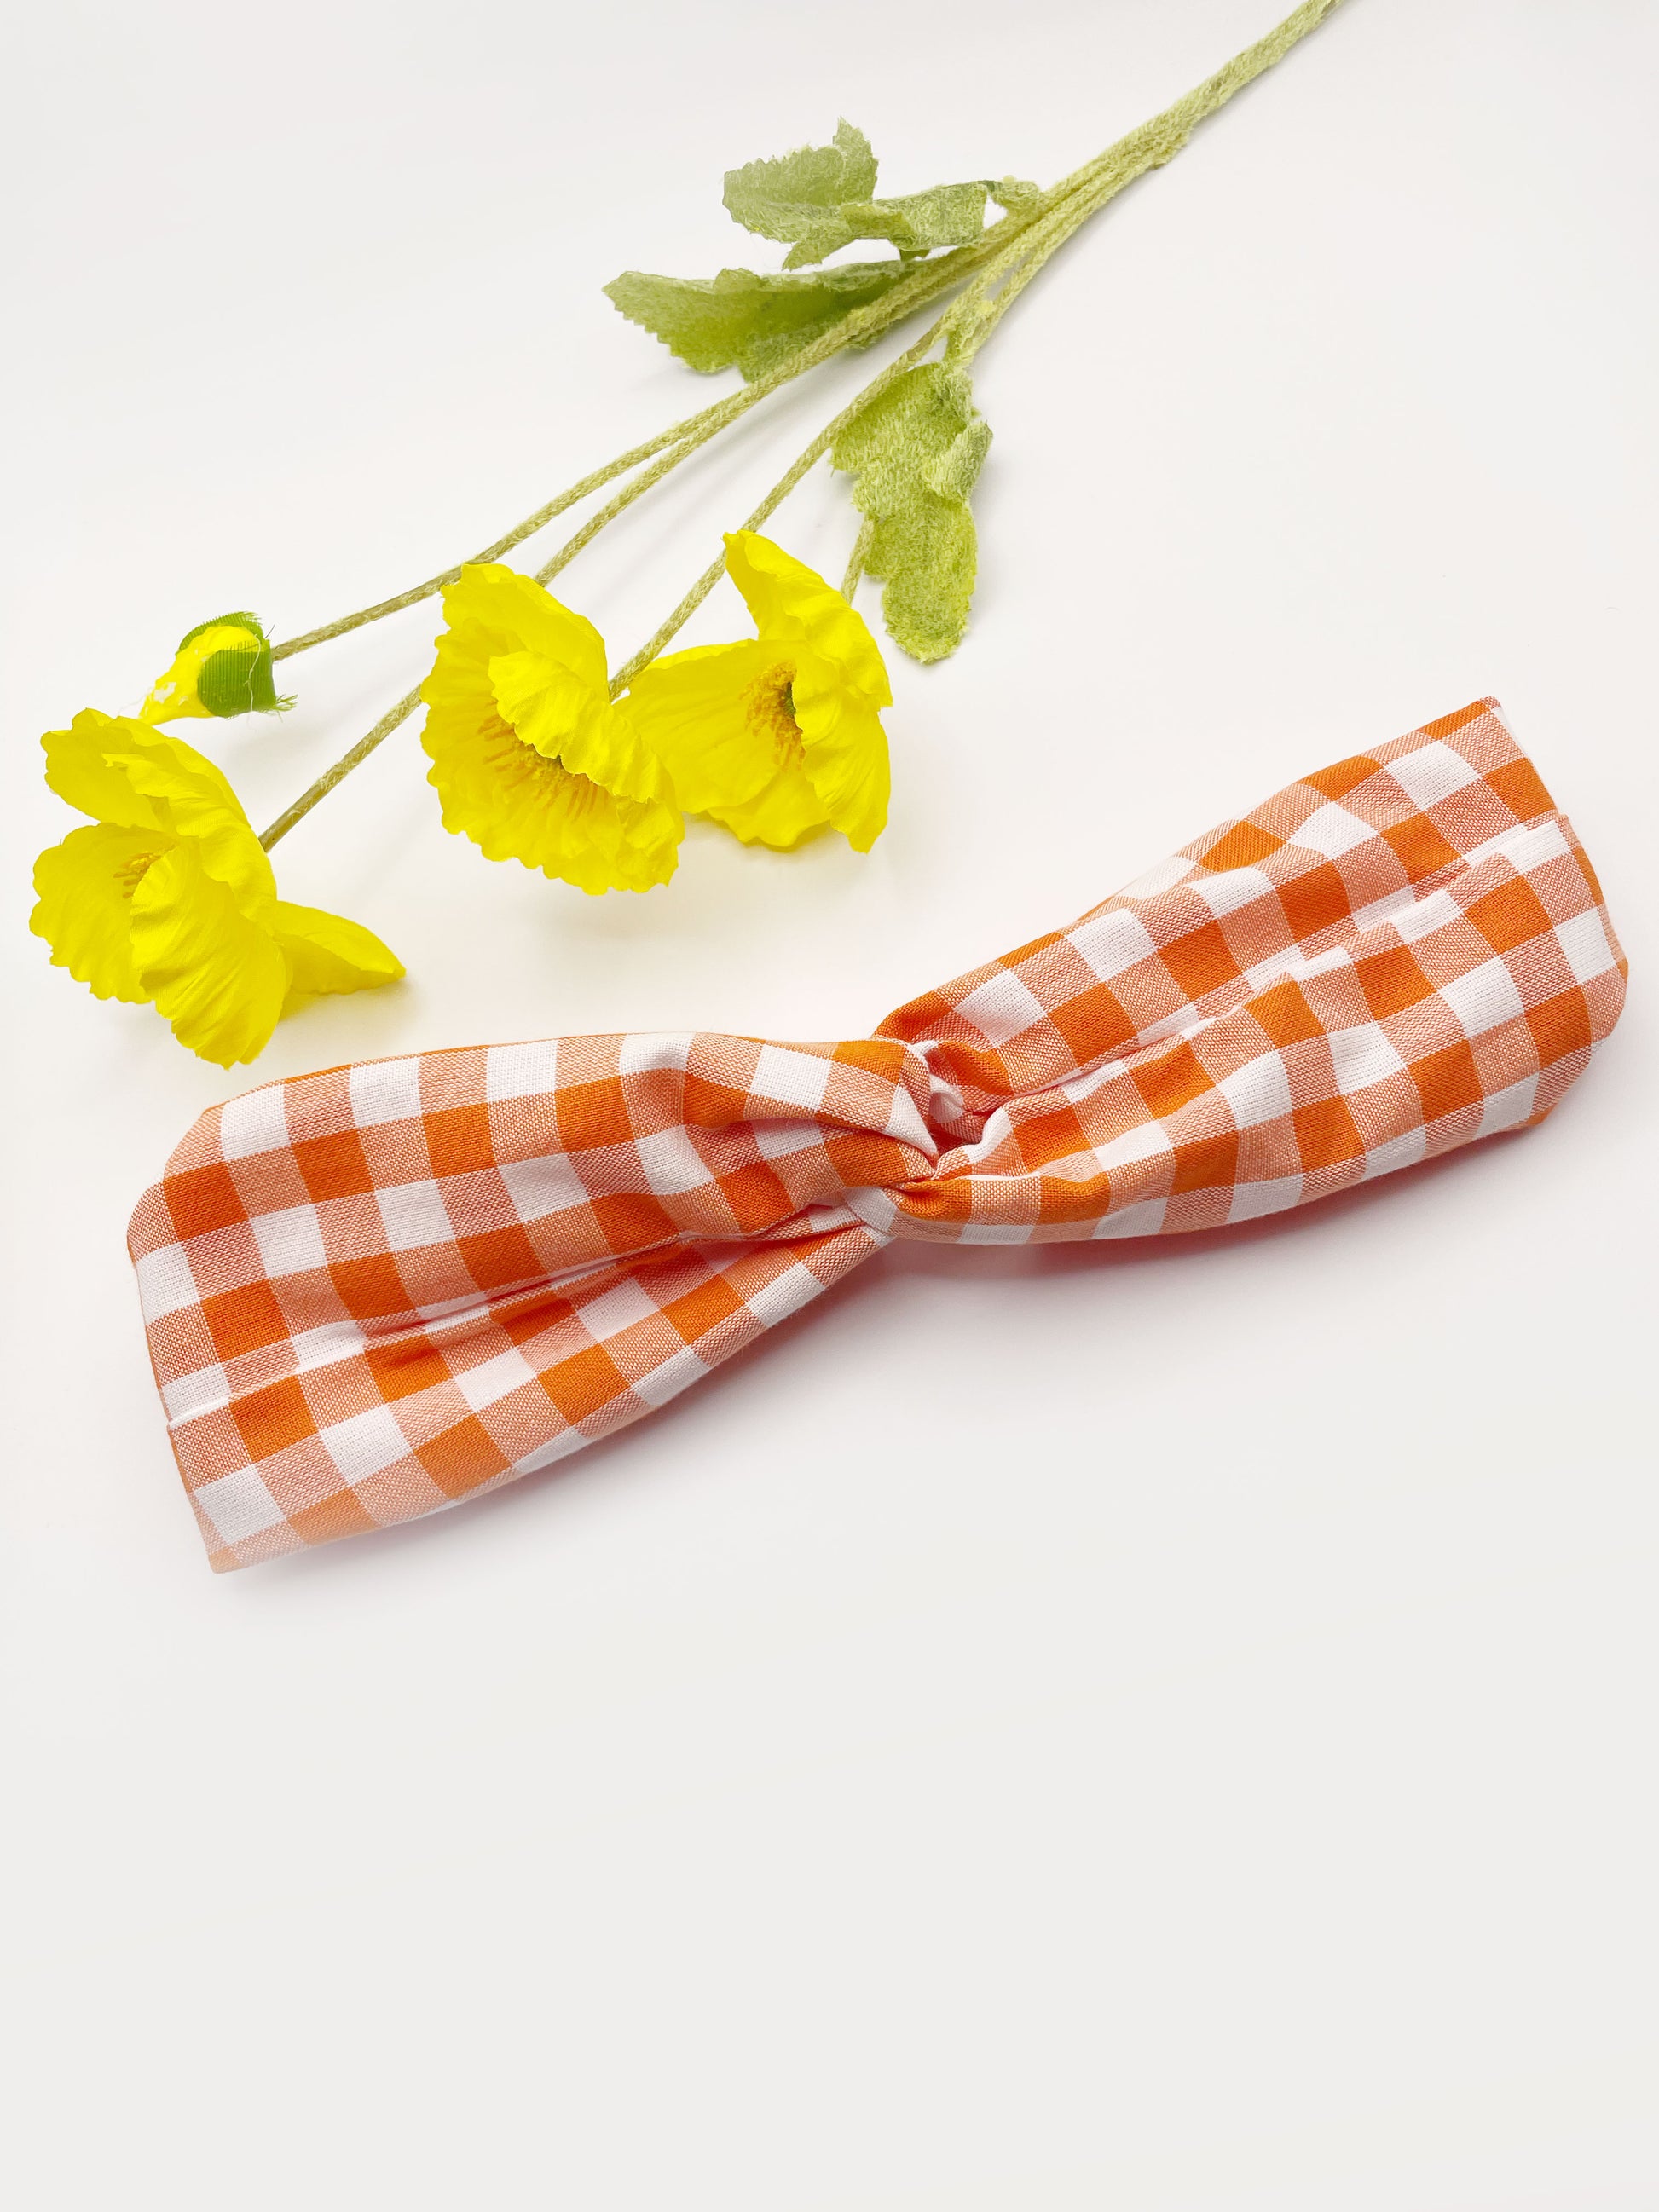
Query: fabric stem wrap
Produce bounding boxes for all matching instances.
[128,698,1627,1569]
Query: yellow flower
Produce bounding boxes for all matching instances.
[142,612,291,723]
[624,530,891,852]
[420,564,682,894]
[30,711,402,1066]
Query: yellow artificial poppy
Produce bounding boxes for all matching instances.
[419,564,682,894]
[623,530,892,852]
[30,711,402,1066]
[142,612,291,723]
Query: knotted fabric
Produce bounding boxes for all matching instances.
[129,699,1627,1569]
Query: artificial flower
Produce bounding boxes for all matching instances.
[419,564,682,894]
[30,711,402,1066]
[623,530,891,852]
[142,612,290,723]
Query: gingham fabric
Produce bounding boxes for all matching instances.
[129,699,1627,1569]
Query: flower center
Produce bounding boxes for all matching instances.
[742,661,804,769]
[480,712,604,815]
[114,849,163,898]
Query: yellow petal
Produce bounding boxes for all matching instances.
[621,641,777,813]
[95,726,277,921]
[724,531,892,707]
[489,652,673,806]
[422,572,682,893]
[424,707,681,893]
[273,900,405,1010]
[42,711,168,829]
[129,844,289,1066]
[791,655,891,852]
[30,823,168,1004]
[707,762,831,851]
[96,724,244,828]
[438,564,610,696]
[487,650,592,753]
[537,785,684,895]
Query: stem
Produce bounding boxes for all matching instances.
[269,202,1069,663]
[607,328,944,696]
[269,444,699,661]
[946,0,1349,363]
[258,317,948,847]
[535,439,691,588]
[256,0,1349,844]
[260,320,945,845]
[841,516,876,602]
[258,684,424,851]
[602,0,1351,693]
[269,0,1344,667]
[525,154,1132,594]
[255,231,1060,845]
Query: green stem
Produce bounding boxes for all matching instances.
[255,226,1072,846]
[258,324,951,850]
[604,0,1351,691]
[270,0,1345,667]
[257,684,424,851]
[946,0,1349,364]
[256,0,1349,845]
[261,321,948,848]
[534,439,691,589]
[607,330,941,696]
[841,515,876,602]
[524,153,1133,595]
[269,443,699,661]
[268,198,1070,664]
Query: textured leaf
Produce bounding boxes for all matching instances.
[989,176,1043,213]
[722,120,993,270]
[783,182,990,271]
[723,119,878,245]
[831,363,991,663]
[604,261,912,379]
[858,182,990,251]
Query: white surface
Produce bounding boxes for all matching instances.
[3,2,1656,2204]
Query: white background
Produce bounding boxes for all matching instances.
[3,3,1655,2204]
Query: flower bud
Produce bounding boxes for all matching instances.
[142,612,291,723]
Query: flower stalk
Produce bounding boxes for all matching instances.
[269,0,1344,669]
[841,517,876,603]
[240,0,1347,848]
[268,195,1056,664]
[257,322,943,849]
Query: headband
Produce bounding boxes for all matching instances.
[127,698,1626,1568]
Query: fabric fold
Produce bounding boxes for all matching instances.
[127,698,1627,1568]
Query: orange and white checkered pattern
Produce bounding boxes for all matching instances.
[128,699,1627,1568]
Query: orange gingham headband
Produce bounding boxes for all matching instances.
[129,697,1627,1570]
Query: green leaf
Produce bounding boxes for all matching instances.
[989,176,1043,214]
[604,261,912,380]
[723,120,993,270]
[832,362,992,663]
[723,119,878,245]
[786,182,990,271]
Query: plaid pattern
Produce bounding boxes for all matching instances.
[128,699,1626,1568]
